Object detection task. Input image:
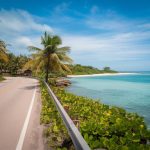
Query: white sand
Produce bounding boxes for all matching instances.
[67,72,139,78]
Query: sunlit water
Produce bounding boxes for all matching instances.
[66,72,150,128]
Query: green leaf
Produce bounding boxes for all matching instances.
[53,125,59,133]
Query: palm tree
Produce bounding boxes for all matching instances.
[0,40,9,74]
[25,32,72,82]
[0,40,8,62]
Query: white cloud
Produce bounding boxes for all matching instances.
[15,36,33,46]
[61,29,150,66]
[85,14,134,32]
[0,9,52,54]
[62,31,150,51]
[0,9,52,33]
[86,19,128,31]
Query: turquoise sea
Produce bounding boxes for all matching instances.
[66,72,150,128]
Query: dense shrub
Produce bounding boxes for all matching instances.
[40,82,74,150]
[53,87,150,150]
[41,81,150,149]
[0,75,5,81]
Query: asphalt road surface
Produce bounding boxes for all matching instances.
[0,77,44,150]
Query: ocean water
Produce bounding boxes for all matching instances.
[66,72,150,128]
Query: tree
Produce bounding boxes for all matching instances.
[25,32,72,82]
[103,67,110,71]
[0,53,29,75]
[0,40,9,62]
[0,40,9,74]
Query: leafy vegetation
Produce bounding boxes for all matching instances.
[0,40,9,75]
[0,53,29,75]
[40,81,74,150]
[0,40,9,63]
[68,64,117,75]
[40,80,150,150]
[0,75,5,81]
[25,32,72,82]
[0,40,30,75]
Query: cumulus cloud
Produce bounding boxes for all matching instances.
[62,31,150,52]
[15,36,33,46]
[0,9,52,33]
[0,9,52,54]
[61,29,150,70]
[11,36,41,53]
[85,12,132,32]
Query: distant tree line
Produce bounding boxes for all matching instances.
[68,64,117,75]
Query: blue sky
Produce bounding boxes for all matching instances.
[0,0,150,71]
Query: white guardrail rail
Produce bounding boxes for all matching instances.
[44,81,91,150]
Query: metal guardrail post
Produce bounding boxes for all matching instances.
[44,81,91,150]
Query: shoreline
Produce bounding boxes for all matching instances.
[67,72,139,78]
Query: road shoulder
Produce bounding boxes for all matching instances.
[22,86,45,150]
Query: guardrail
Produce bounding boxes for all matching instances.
[44,81,91,150]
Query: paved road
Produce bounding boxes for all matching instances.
[0,77,44,150]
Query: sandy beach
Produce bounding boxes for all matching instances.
[67,72,139,78]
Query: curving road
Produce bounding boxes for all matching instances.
[0,77,44,150]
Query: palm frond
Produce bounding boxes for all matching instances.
[56,46,71,53]
[41,32,52,47]
[61,64,72,73]
[35,61,44,74]
[23,59,34,70]
[0,40,9,62]
[49,53,62,71]
[28,46,42,52]
[52,35,62,45]
[57,54,73,63]
[50,53,60,64]
[45,45,52,51]
[0,51,8,62]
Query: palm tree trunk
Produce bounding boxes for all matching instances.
[45,56,50,82]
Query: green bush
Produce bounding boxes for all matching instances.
[40,80,150,150]
[40,82,74,150]
[52,87,150,150]
[0,75,5,81]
